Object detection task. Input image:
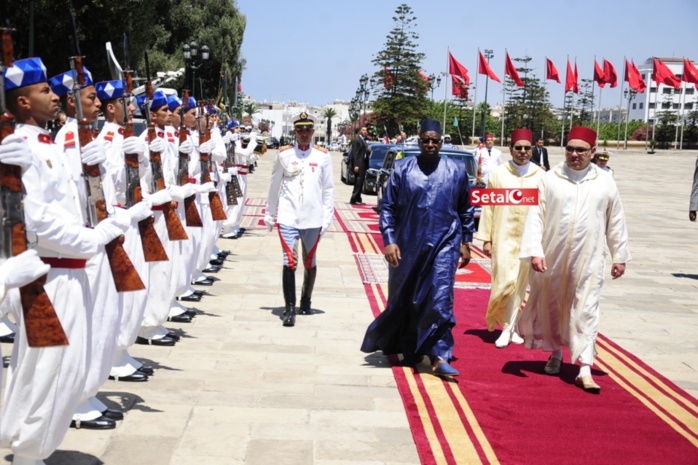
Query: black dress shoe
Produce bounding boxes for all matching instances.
[192,278,214,286]
[202,266,220,273]
[0,333,15,343]
[108,371,149,382]
[135,336,177,346]
[167,313,192,323]
[101,409,124,421]
[167,331,181,341]
[209,258,224,266]
[217,253,229,260]
[193,290,205,296]
[350,201,364,205]
[177,294,201,302]
[137,366,155,375]
[184,309,198,318]
[70,415,116,430]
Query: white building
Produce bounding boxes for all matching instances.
[627,58,697,124]
[592,107,627,123]
[251,100,351,144]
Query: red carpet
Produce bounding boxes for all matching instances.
[338,203,698,464]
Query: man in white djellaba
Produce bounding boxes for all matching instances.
[518,126,630,394]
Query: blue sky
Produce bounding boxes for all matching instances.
[236,0,697,109]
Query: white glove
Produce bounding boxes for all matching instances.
[0,134,34,173]
[81,139,107,166]
[123,137,148,164]
[112,207,132,230]
[127,202,152,223]
[149,189,172,206]
[0,249,50,289]
[227,166,238,175]
[168,185,186,202]
[219,172,232,183]
[94,216,128,245]
[149,137,167,154]
[264,215,275,232]
[222,133,233,144]
[179,139,194,154]
[182,183,196,198]
[196,181,216,193]
[321,221,332,235]
[199,140,214,154]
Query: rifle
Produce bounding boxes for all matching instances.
[199,101,227,220]
[144,52,188,240]
[223,129,240,205]
[0,25,68,346]
[69,12,145,292]
[121,63,168,262]
[178,89,203,227]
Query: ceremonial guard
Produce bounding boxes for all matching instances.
[92,80,157,382]
[221,120,256,239]
[265,112,334,327]
[1,57,129,465]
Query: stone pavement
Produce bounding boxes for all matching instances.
[1,145,697,464]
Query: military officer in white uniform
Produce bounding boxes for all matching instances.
[265,112,334,327]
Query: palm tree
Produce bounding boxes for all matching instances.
[243,102,257,118]
[322,107,337,144]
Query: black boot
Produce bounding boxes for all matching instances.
[298,267,317,315]
[282,266,296,327]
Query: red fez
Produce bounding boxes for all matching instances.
[567,126,597,147]
[485,133,494,140]
[510,128,533,143]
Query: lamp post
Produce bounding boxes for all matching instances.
[358,74,370,122]
[479,49,494,137]
[428,73,442,101]
[623,88,637,149]
[183,41,210,99]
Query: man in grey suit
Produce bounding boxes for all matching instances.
[350,126,370,204]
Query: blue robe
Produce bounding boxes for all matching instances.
[361,155,474,361]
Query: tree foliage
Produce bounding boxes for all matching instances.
[7,0,245,103]
[322,107,337,143]
[502,55,557,142]
[370,4,428,136]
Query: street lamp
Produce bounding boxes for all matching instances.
[480,49,494,137]
[623,88,637,149]
[183,40,210,99]
[428,73,442,100]
[357,74,371,122]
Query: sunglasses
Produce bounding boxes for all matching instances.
[295,127,313,133]
[565,145,590,154]
[420,137,442,145]
[514,145,532,151]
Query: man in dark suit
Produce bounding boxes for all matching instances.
[350,126,370,204]
[531,138,550,171]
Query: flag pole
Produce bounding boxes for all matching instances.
[500,59,506,146]
[680,68,687,149]
[591,55,597,129]
[676,80,684,149]
[443,47,449,132]
[561,55,568,147]
[472,53,479,143]
[617,58,626,150]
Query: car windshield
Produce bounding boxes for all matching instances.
[395,148,478,180]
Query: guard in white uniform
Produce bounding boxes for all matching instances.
[1,58,129,465]
[265,112,334,327]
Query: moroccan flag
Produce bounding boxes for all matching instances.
[565,59,579,94]
[384,66,394,89]
[478,50,501,83]
[419,71,429,83]
[505,52,523,87]
[625,59,647,93]
[448,52,470,85]
[452,75,468,98]
[683,58,698,85]
[546,57,561,83]
[603,59,618,88]
[652,58,681,89]
[594,59,606,88]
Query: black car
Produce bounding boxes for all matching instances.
[267,137,280,149]
[340,147,355,185]
[362,144,392,195]
[373,146,483,221]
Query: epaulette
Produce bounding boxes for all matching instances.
[64,131,76,148]
[314,144,329,153]
[279,145,293,151]
[104,131,115,142]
